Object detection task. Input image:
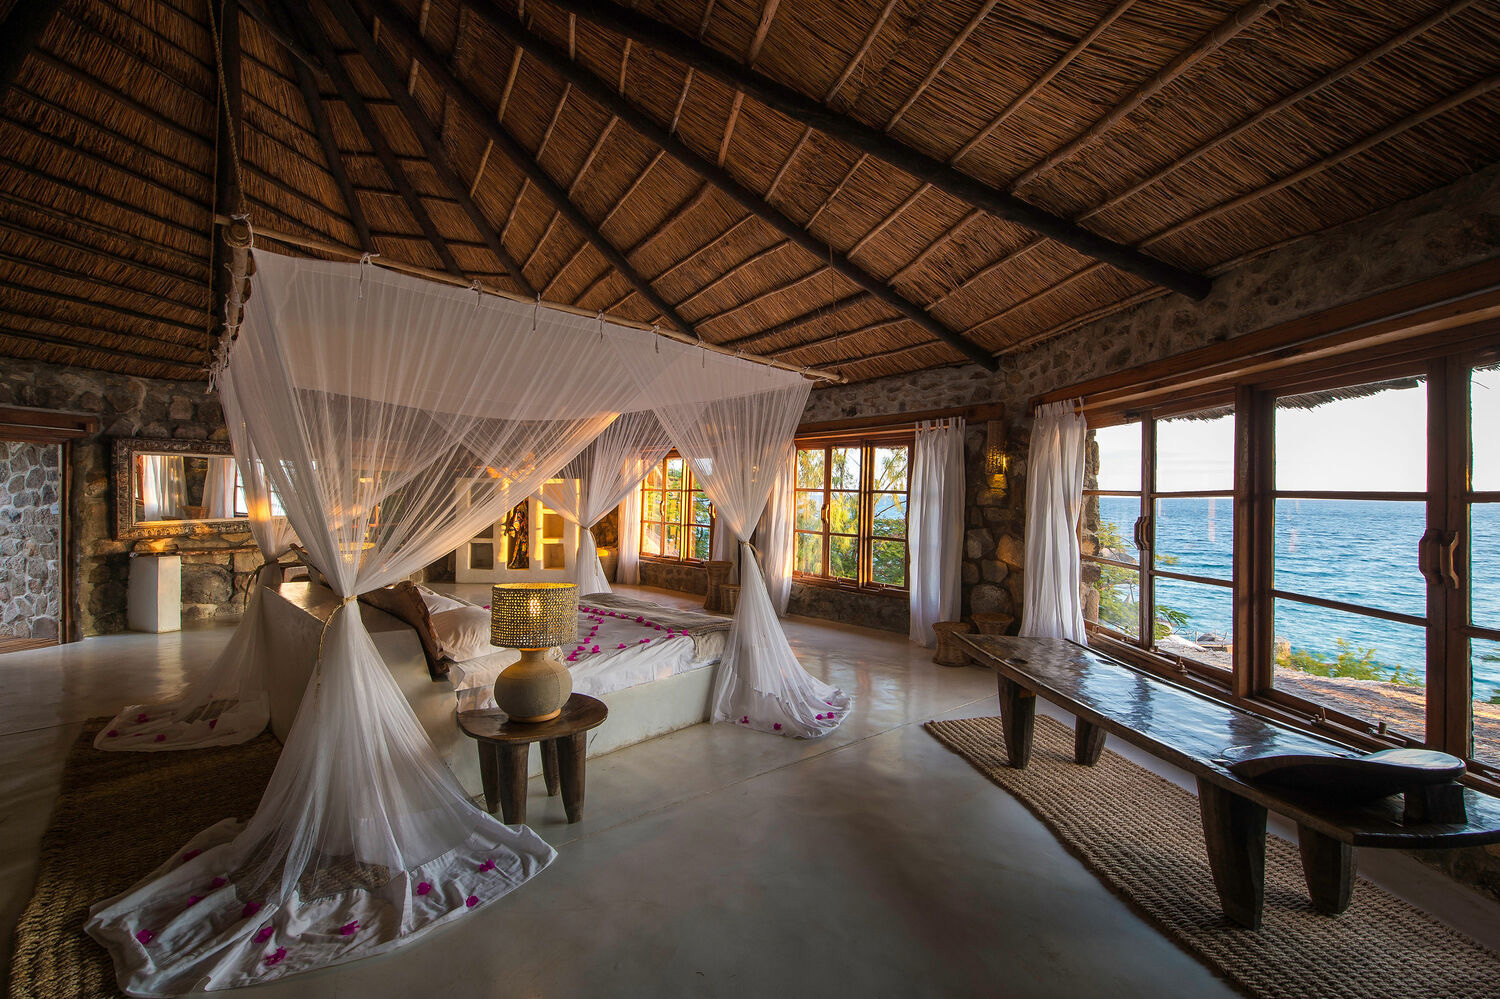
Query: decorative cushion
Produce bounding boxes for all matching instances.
[429,605,494,662]
[358,581,447,680]
[415,584,470,616]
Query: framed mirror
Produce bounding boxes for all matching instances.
[112,437,249,540]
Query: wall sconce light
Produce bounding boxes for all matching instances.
[985,420,1008,489]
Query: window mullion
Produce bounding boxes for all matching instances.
[1139,418,1156,648]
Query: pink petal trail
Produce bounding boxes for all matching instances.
[465,895,479,908]
[242,902,262,919]
[187,895,202,907]
[135,929,154,945]
[264,947,287,966]
[210,877,227,889]
[773,723,782,731]
[181,849,202,862]
[815,714,825,721]
[253,926,274,944]
[339,921,359,937]
[740,716,749,724]
[617,643,626,649]
[478,858,496,872]
[416,882,432,896]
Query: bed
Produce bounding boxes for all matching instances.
[259,581,727,799]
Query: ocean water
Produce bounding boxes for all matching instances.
[1095,495,1500,698]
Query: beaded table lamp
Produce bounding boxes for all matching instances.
[490,582,578,722]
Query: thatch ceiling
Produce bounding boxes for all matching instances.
[0,0,1497,384]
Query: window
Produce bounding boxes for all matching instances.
[793,436,910,591]
[1078,344,1500,779]
[639,454,713,562]
[232,467,285,519]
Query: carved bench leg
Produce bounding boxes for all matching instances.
[1074,719,1106,765]
[996,675,1036,768]
[1197,778,1267,929]
[1297,824,1355,915]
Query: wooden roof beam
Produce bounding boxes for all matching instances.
[719,291,871,350]
[359,0,697,333]
[537,0,1209,302]
[458,0,997,369]
[295,4,464,278]
[325,0,532,291]
[1011,0,1286,190]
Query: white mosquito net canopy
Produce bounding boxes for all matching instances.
[86,249,849,993]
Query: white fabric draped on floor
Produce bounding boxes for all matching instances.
[87,249,849,994]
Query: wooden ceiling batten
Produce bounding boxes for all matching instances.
[882,0,998,134]
[715,289,870,351]
[1009,0,1289,192]
[0,214,205,292]
[822,0,899,105]
[536,0,1212,301]
[467,0,997,368]
[744,0,780,66]
[769,316,908,359]
[364,0,700,334]
[0,189,207,274]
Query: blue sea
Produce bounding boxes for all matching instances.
[1095,496,1500,699]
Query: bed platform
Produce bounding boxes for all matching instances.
[259,581,724,798]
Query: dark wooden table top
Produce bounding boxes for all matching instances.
[957,634,1500,848]
[458,694,608,745]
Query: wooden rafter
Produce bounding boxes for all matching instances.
[823,0,898,104]
[649,213,757,288]
[0,213,204,290]
[0,304,205,358]
[0,249,204,316]
[0,278,204,337]
[330,0,536,290]
[365,0,698,333]
[745,0,780,65]
[296,4,463,277]
[770,316,908,358]
[765,127,812,203]
[462,0,997,368]
[0,190,207,272]
[539,0,1209,300]
[720,290,871,350]
[883,0,997,133]
[0,327,203,373]
[673,234,787,312]
[1011,0,1287,190]
[950,0,1135,165]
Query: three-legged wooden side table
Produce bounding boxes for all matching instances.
[458,694,608,825]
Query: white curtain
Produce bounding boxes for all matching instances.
[541,411,672,596]
[1019,401,1087,641]
[616,488,642,585]
[96,436,296,753]
[754,443,795,616]
[141,454,186,520]
[621,338,848,738]
[86,251,654,993]
[907,418,966,646]
[205,457,237,519]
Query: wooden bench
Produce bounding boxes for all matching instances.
[955,634,1500,929]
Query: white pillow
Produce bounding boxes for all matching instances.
[430,605,493,662]
[416,584,470,616]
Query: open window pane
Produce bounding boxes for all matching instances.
[1152,577,1232,667]
[1157,409,1234,492]
[830,447,861,490]
[1274,498,1427,618]
[1154,496,1232,581]
[1090,422,1141,492]
[872,540,906,586]
[794,533,822,575]
[872,492,906,538]
[1088,495,1139,566]
[1475,365,1499,492]
[829,535,857,580]
[1084,563,1140,638]
[1473,637,1500,769]
[872,446,908,491]
[1275,379,1426,492]
[829,492,859,533]
[1273,597,1426,738]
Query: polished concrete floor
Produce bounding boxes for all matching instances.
[3,585,1499,997]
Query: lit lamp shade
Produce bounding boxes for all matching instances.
[489,583,578,723]
[490,582,578,649]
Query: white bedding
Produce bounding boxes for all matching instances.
[432,591,725,711]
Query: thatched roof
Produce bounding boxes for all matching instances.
[1,0,1497,383]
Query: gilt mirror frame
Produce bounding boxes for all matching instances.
[112,437,246,540]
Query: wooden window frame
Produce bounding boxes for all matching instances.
[1078,329,1500,787]
[792,431,913,596]
[638,452,714,565]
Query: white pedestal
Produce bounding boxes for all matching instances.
[128,554,181,633]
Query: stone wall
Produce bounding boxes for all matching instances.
[0,441,61,640]
[0,359,255,636]
[639,559,707,595]
[787,582,907,633]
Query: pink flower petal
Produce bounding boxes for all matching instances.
[187,895,202,907]
[478,858,496,872]
[265,946,286,966]
[617,643,626,649]
[182,849,202,862]
[136,714,149,723]
[465,895,479,908]
[639,638,650,644]
[208,719,218,729]
[773,723,782,731]
[654,625,662,631]
[211,877,227,889]
[815,714,824,720]
[242,902,262,919]
[253,926,274,944]
[739,716,749,724]
[590,646,600,653]
[339,920,359,936]
[416,882,432,896]
[135,929,154,945]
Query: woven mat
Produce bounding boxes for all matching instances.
[925,714,1500,999]
[8,719,280,999]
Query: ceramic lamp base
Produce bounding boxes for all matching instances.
[494,647,573,723]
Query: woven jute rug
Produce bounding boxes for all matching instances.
[8,719,280,999]
[926,714,1500,999]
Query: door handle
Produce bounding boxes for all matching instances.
[1441,530,1462,590]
